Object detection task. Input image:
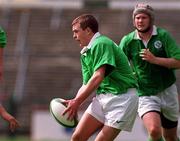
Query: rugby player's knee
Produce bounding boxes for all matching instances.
[148,126,162,139]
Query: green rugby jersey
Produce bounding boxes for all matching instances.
[80,34,137,95]
[119,27,180,96]
[0,27,6,48]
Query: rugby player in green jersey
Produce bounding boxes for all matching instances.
[119,3,180,141]
[63,14,138,141]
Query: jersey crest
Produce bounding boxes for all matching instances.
[154,40,162,49]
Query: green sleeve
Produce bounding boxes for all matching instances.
[119,36,130,58]
[91,42,116,74]
[80,58,91,85]
[164,32,180,60]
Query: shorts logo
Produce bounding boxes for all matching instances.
[154,40,162,49]
[116,120,124,124]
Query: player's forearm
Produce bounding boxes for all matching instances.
[0,105,11,120]
[152,57,180,69]
[75,69,105,105]
[0,105,4,115]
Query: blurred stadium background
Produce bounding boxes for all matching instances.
[0,0,179,141]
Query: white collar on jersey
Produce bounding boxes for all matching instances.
[134,25,157,40]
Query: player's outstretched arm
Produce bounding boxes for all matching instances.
[0,105,20,132]
[63,65,106,120]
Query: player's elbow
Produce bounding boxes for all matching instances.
[176,60,180,68]
[172,59,180,69]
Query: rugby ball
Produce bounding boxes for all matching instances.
[49,98,78,128]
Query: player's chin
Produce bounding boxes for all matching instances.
[137,27,144,31]
[80,43,85,48]
[137,28,147,33]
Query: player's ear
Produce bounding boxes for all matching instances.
[86,27,92,35]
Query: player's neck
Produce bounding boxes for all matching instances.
[138,27,153,42]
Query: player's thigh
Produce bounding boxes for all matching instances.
[95,125,121,141]
[73,112,103,138]
[163,126,178,140]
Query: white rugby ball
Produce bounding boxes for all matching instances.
[49,98,78,128]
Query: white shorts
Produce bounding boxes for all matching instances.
[138,84,179,121]
[85,88,138,131]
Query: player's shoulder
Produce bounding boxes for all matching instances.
[95,35,115,45]
[120,31,135,45]
[156,27,170,36]
[96,35,111,41]
[92,35,118,52]
[123,31,135,40]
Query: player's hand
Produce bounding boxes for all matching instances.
[2,112,20,132]
[140,49,156,63]
[8,116,20,132]
[0,109,20,132]
[62,99,79,121]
